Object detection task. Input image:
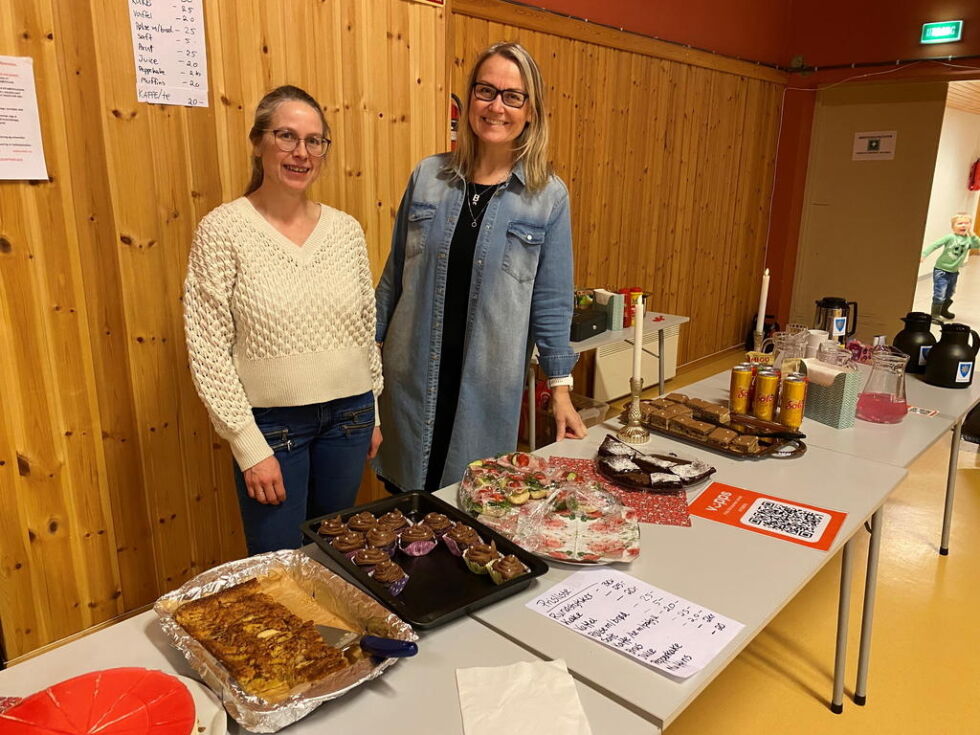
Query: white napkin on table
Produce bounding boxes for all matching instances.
[802,357,852,387]
[456,659,593,735]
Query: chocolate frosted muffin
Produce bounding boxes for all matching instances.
[352,546,390,569]
[377,509,409,531]
[421,512,453,536]
[347,512,378,533]
[317,515,347,538]
[443,524,481,556]
[398,523,437,556]
[488,554,529,584]
[463,541,501,574]
[332,531,366,556]
[370,559,409,596]
[366,526,397,551]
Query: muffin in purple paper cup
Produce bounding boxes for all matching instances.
[317,515,347,539]
[442,524,482,557]
[377,508,410,532]
[397,523,438,556]
[352,546,390,572]
[421,512,454,537]
[347,511,378,533]
[365,525,398,556]
[487,554,531,585]
[462,541,501,574]
[332,530,366,559]
[370,558,409,596]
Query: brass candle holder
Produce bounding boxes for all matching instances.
[617,377,650,444]
[753,330,764,352]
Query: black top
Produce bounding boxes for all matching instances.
[424,181,503,491]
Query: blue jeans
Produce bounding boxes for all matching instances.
[933,269,959,303]
[234,392,374,554]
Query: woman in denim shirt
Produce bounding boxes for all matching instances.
[375,42,586,493]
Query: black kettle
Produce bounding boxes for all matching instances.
[924,322,980,389]
[893,312,937,374]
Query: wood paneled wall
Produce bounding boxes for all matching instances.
[0,0,446,660]
[453,0,786,363]
[1,0,784,659]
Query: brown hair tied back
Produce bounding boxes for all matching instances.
[245,85,330,196]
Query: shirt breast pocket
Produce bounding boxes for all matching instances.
[503,221,545,283]
[406,202,438,259]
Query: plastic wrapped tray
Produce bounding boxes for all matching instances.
[301,492,548,629]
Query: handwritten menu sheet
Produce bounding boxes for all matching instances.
[0,56,48,180]
[688,483,846,551]
[526,569,743,679]
[128,0,208,107]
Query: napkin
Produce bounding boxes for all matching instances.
[802,358,853,387]
[456,659,593,735]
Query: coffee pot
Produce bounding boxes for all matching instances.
[893,311,936,374]
[924,322,980,389]
[813,297,858,343]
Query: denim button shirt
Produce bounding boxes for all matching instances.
[374,153,578,490]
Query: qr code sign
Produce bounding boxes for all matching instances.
[741,498,831,541]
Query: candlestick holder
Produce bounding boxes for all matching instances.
[753,330,764,352]
[617,377,650,444]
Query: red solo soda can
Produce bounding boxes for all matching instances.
[778,373,808,429]
[753,368,779,421]
[730,364,753,415]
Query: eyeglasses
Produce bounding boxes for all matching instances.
[471,82,529,109]
[263,128,331,158]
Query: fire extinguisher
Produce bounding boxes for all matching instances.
[969,158,980,191]
[450,93,461,151]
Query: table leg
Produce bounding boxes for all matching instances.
[831,539,854,714]
[940,418,962,555]
[527,365,536,452]
[658,329,665,397]
[854,508,882,705]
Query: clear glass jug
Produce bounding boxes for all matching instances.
[856,348,909,424]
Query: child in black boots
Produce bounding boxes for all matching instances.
[921,214,980,321]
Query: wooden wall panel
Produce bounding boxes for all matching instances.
[0,0,446,660]
[451,4,784,363]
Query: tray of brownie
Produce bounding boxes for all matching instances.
[596,434,717,491]
[301,492,549,629]
[620,392,807,460]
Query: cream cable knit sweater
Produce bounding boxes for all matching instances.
[184,197,383,470]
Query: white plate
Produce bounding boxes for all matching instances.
[176,675,227,735]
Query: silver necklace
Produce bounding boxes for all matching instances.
[465,181,501,227]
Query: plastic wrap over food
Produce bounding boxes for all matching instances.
[154,550,417,733]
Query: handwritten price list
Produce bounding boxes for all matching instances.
[128,0,208,107]
[526,569,743,679]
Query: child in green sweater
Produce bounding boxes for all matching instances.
[921,214,980,320]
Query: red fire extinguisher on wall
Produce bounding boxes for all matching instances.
[450,93,462,151]
[969,158,980,191]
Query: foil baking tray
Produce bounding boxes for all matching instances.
[154,549,417,733]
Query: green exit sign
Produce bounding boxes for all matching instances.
[921,20,963,44]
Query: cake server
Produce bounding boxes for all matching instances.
[315,624,418,658]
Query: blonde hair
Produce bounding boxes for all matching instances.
[245,85,330,196]
[951,213,973,226]
[448,42,551,194]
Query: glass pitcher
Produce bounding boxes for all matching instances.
[761,330,808,370]
[856,348,909,424]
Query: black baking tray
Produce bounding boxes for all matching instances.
[301,492,549,629]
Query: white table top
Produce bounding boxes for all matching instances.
[903,371,980,422]
[567,312,689,354]
[440,418,906,729]
[0,609,657,734]
[681,370,956,469]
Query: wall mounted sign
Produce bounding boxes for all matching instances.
[852,130,897,161]
[921,20,963,45]
[0,56,49,180]
[128,0,209,107]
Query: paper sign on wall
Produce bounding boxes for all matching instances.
[852,130,897,161]
[0,56,49,180]
[128,0,208,107]
[526,569,744,679]
[688,482,846,551]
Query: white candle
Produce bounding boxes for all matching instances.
[632,295,645,380]
[754,268,770,335]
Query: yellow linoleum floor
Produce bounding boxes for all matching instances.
[632,348,980,731]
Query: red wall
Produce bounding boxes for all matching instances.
[519,0,791,66]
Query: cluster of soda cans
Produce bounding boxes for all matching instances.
[729,363,808,430]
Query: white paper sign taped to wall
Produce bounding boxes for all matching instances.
[852,130,897,161]
[128,0,209,107]
[0,55,49,180]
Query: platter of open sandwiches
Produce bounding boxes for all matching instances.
[622,393,807,459]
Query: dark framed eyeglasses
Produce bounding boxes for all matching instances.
[471,82,529,109]
[263,128,331,158]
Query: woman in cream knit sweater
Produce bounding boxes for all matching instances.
[184,86,382,554]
